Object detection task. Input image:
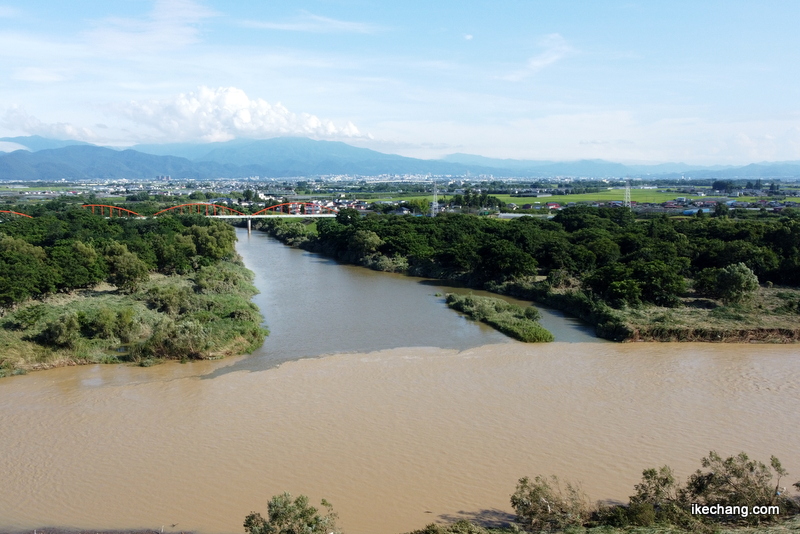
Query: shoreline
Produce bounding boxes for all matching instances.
[250,221,800,344]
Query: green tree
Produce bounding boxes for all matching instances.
[103,242,149,293]
[716,262,759,304]
[336,208,360,226]
[243,493,340,534]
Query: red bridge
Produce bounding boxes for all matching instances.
[76,203,338,218]
[2,204,339,221]
[0,210,34,219]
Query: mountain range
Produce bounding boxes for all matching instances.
[1,135,799,181]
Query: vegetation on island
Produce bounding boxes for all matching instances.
[445,293,553,342]
[248,452,800,534]
[0,204,267,377]
[252,206,800,342]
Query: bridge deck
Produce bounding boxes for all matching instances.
[209,214,337,218]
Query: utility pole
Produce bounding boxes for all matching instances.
[430,175,438,217]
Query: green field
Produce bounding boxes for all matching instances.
[375,190,767,205]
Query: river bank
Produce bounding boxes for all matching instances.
[0,258,267,377]
[249,218,800,343]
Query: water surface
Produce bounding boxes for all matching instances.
[0,230,797,534]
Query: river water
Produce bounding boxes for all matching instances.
[0,229,798,534]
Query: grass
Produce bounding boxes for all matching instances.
[445,293,554,342]
[0,260,268,377]
[603,285,800,342]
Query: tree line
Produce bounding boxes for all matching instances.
[261,206,800,306]
[0,205,236,305]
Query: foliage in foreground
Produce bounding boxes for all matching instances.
[249,452,799,534]
[512,451,799,532]
[445,293,554,342]
[244,492,340,534]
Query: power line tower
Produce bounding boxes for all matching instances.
[623,179,631,208]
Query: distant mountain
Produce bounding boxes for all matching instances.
[133,137,499,176]
[442,153,557,170]
[0,145,238,181]
[1,136,799,180]
[0,141,492,180]
[0,135,91,152]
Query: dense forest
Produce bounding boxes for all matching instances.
[0,203,267,376]
[255,207,800,341]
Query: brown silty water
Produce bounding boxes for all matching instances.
[0,230,797,534]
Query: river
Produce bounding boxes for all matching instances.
[0,229,798,534]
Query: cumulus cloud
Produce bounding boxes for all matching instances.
[119,86,363,142]
[2,106,97,141]
[502,33,574,81]
[464,34,474,40]
[241,13,381,34]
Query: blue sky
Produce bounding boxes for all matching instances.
[1,0,799,164]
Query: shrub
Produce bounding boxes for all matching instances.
[4,303,47,330]
[510,475,589,531]
[145,284,195,315]
[131,319,208,360]
[405,520,491,534]
[716,263,759,305]
[244,493,340,534]
[38,312,81,348]
[683,451,793,524]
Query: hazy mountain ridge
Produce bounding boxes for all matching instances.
[0,136,799,180]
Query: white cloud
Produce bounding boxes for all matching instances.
[464,34,473,41]
[118,86,363,142]
[0,141,30,153]
[502,33,574,81]
[2,106,97,141]
[241,13,382,34]
[12,67,66,83]
[84,0,217,53]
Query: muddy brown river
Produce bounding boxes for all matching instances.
[0,229,798,534]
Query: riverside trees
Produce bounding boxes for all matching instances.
[0,206,267,375]
[269,206,800,310]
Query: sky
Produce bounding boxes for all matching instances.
[1,0,799,164]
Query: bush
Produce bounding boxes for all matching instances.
[131,319,208,360]
[716,263,759,305]
[683,451,793,524]
[405,520,492,534]
[4,304,47,330]
[38,312,81,348]
[510,475,589,531]
[244,493,340,534]
[145,284,195,315]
